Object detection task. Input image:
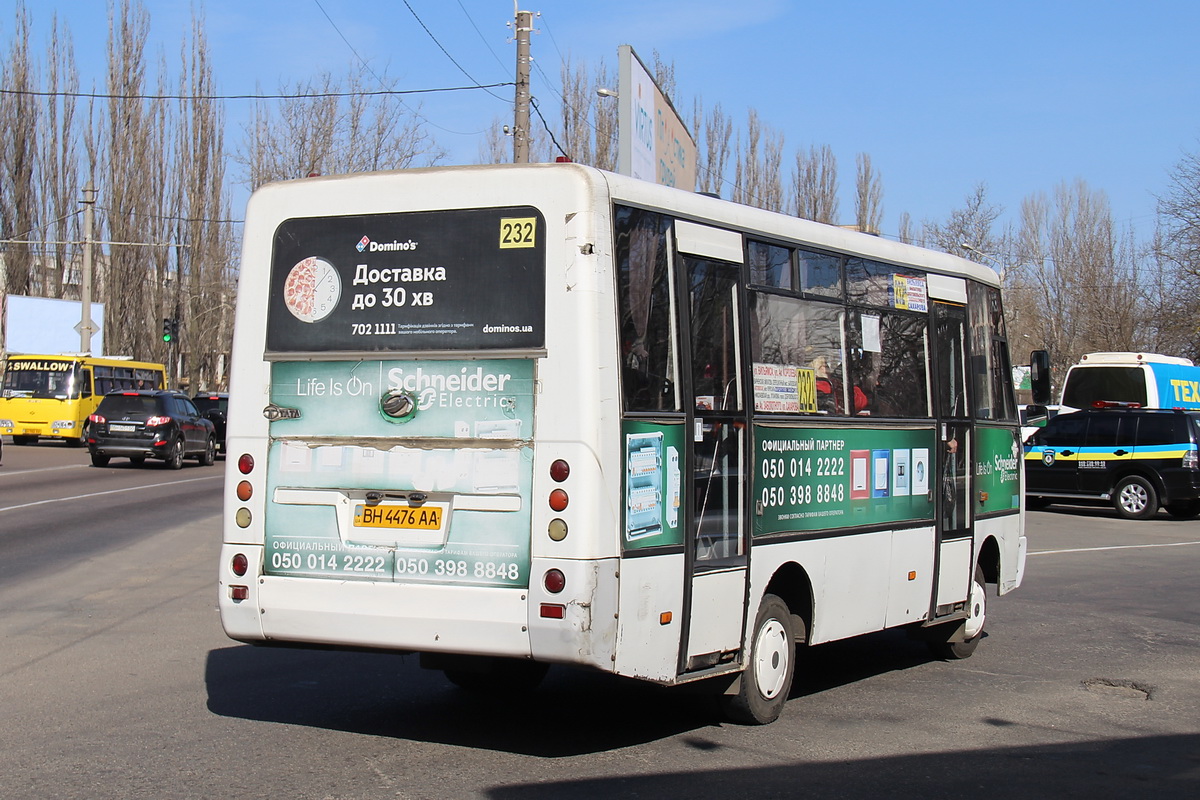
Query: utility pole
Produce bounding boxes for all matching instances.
[513,6,533,164]
[78,183,97,353]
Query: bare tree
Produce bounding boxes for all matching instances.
[558,56,593,166]
[0,2,39,298]
[591,59,617,171]
[1151,146,1200,359]
[897,211,917,245]
[170,13,235,389]
[922,183,1003,259]
[792,144,839,223]
[854,153,883,234]
[99,0,174,360]
[39,15,80,299]
[1014,179,1142,372]
[239,64,444,190]
[694,100,733,197]
[733,109,784,211]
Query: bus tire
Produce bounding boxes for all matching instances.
[929,566,986,660]
[722,594,796,725]
[90,452,110,467]
[1114,475,1157,520]
[165,437,185,470]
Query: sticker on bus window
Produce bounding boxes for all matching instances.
[499,217,537,248]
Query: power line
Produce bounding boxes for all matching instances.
[310,0,493,136]
[399,0,506,104]
[0,84,511,102]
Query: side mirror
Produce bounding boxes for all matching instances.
[1030,349,1051,405]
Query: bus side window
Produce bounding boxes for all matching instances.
[615,206,679,412]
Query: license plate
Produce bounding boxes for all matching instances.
[353,503,445,530]
[110,424,136,432]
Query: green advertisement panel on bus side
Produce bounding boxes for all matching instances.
[621,421,687,551]
[754,425,937,535]
[974,425,1023,514]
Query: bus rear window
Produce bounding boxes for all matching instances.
[266,207,546,353]
[1062,367,1147,408]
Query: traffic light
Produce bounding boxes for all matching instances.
[162,317,179,343]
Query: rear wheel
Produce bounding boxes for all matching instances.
[721,594,796,725]
[929,566,987,660]
[199,437,216,466]
[1114,475,1157,520]
[90,452,110,467]
[165,437,185,470]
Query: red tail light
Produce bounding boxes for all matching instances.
[145,415,170,426]
[543,569,566,593]
[88,413,106,424]
[238,454,254,474]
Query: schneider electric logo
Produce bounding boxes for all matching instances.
[354,236,420,253]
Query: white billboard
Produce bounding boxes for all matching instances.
[3,294,105,355]
[616,45,697,191]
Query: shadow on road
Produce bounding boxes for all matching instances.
[481,732,1200,798]
[204,629,941,757]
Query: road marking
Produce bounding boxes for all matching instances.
[0,465,89,478]
[0,475,222,513]
[1029,540,1200,556]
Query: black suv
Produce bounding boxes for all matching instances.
[1024,407,1200,519]
[192,392,229,455]
[87,390,216,469]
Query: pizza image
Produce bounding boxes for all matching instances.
[283,256,340,323]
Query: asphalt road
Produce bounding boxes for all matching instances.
[0,440,1197,799]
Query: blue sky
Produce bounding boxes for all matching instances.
[4,0,1198,244]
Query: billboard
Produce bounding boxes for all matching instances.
[3,294,105,355]
[616,45,698,191]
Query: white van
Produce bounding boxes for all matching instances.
[1059,352,1200,413]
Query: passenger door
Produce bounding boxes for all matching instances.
[932,300,973,611]
[680,253,749,671]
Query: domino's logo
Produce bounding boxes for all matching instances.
[356,235,370,252]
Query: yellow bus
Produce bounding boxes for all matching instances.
[0,354,167,446]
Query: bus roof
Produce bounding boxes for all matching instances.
[248,162,1002,289]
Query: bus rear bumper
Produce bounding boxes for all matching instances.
[231,573,534,657]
